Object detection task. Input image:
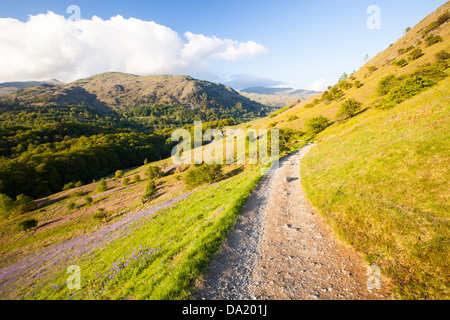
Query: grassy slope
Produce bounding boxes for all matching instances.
[234,3,449,299]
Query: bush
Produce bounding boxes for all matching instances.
[84,196,93,206]
[93,208,108,222]
[14,194,37,215]
[409,48,424,61]
[425,34,442,47]
[393,59,408,67]
[74,181,83,188]
[115,170,124,178]
[288,115,298,121]
[424,12,449,34]
[122,177,130,186]
[184,164,224,188]
[142,179,157,200]
[435,50,450,61]
[63,182,75,191]
[353,80,363,88]
[96,178,107,193]
[388,76,435,104]
[378,75,400,95]
[367,65,378,73]
[67,201,76,210]
[337,99,362,119]
[133,175,141,183]
[18,218,38,232]
[305,116,330,135]
[0,193,14,220]
[146,166,162,179]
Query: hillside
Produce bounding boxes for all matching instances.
[239,86,320,108]
[0,79,62,97]
[2,73,271,121]
[234,2,450,299]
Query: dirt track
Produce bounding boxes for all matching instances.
[195,145,391,300]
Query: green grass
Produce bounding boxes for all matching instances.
[24,166,263,300]
[301,78,450,299]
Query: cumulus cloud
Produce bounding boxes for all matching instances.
[308,78,327,92]
[0,12,269,82]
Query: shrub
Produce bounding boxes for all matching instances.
[84,196,93,206]
[378,75,400,95]
[122,177,130,186]
[14,194,37,215]
[146,166,162,179]
[388,76,435,104]
[115,170,124,178]
[96,178,107,193]
[408,48,424,61]
[288,115,298,121]
[305,116,330,135]
[63,182,75,191]
[18,218,38,232]
[337,99,362,119]
[435,50,450,60]
[133,175,141,183]
[0,193,14,220]
[425,34,442,47]
[184,164,224,188]
[304,103,315,108]
[367,65,378,73]
[353,80,363,88]
[67,201,76,210]
[424,12,449,34]
[393,59,408,67]
[75,181,83,188]
[93,208,108,222]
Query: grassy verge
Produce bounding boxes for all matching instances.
[23,166,263,300]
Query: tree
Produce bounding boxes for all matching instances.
[18,218,38,232]
[97,178,107,193]
[14,194,37,215]
[337,99,362,119]
[405,27,411,33]
[115,170,124,178]
[184,164,223,188]
[305,116,330,135]
[142,179,157,200]
[146,166,162,179]
[0,193,14,220]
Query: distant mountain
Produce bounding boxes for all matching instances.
[0,79,63,97]
[2,72,269,118]
[239,86,320,108]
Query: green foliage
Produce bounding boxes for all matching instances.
[67,201,76,211]
[337,99,362,119]
[93,208,108,222]
[423,11,449,34]
[18,218,38,232]
[435,50,450,61]
[97,178,108,193]
[288,115,298,121]
[13,194,37,215]
[115,170,124,178]
[0,193,14,220]
[74,181,83,188]
[142,179,157,201]
[146,166,162,179]
[133,175,141,183]
[405,27,411,33]
[184,164,224,188]
[122,177,130,186]
[84,196,93,206]
[63,182,75,191]
[367,65,378,73]
[425,34,442,47]
[408,48,424,61]
[393,59,408,67]
[378,75,401,95]
[305,116,330,135]
[353,80,363,88]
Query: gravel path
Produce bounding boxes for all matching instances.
[194,144,391,300]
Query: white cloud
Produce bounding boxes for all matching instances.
[0,12,269,82]
[308,78,327,92]
[222,73,285,90]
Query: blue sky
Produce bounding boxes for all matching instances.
[0,0,447,90]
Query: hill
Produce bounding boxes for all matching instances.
[0,79,62,97]
[2,73,271,121]
[239,86,320,108]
